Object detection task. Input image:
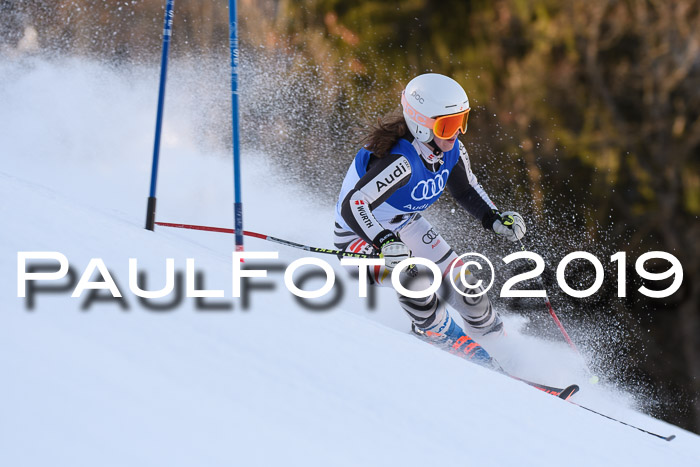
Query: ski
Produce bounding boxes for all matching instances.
[558,384,581,400]
[510,376,580,400]
[410,324,677,440]
[410,324,580,400]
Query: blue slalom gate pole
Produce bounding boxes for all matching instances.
[229,0,244,251]
[145,0,175,231]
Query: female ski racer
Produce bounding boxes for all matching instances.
[334,73,526,367]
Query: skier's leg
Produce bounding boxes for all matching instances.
[334,225,481,345]
[393,265,494,365]
[437,252,504,338]
[334,222,496,366]
[396,216,504,339]
[335,225,448,328]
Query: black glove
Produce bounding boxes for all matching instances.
[373,230,411,269]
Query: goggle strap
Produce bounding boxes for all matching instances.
[401,91,436,128]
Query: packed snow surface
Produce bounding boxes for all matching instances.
[1,58,699,466]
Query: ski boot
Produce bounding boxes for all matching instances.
[411,312,501,371]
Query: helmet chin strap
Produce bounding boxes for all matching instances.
[415,138,445,169]
[426,138,443,157]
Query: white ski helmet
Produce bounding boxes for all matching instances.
[401,73,470,143]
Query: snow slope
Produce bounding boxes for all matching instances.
[1,57,699,467]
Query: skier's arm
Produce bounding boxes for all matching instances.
[446,141,501,230]
[340,154,412,248]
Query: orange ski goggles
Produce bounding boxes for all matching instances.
[402,91,470,139]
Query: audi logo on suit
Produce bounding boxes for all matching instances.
[411,169,450,201]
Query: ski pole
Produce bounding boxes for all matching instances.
[155,222,380,259]
[517,239,599,383]
[571,402,675,441]
[517,239,579,349]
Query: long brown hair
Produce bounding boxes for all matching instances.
[360,109,409,158]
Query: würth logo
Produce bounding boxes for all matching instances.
[357,205,374,229]
[354,200,365,205]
